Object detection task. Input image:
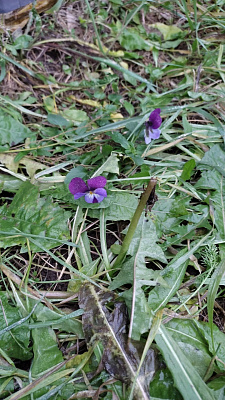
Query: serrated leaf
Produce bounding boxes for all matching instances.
[0,181,71,251]
[128,214,167,264]
[78,283,156,400]
[199,145,225,177]
[94,152,120,175]
[0,109,34,146]
[0,292,32,361]
[119,29,149,51]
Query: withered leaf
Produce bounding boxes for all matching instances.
[78,283,156,400]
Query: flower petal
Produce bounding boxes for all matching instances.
[84,192,95,203]
[144,133,152,145]
[74,192,86,200]
[149,108,162,129]
[94,188,107,202]
[87,176,107,190]
[69,177,88,195]
[150,128,161,139]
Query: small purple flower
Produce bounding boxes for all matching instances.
[69,176,107,204]
[144,108,162,144]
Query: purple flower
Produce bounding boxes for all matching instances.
[69,176,107,204]
[144,108,162,144]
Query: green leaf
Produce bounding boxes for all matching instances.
[93,152,120,175]
[181,159,196,181]
[31,327,63,376]
[150,367,183,400]
[150,23,183,40]
[109,256,167,291]
[195,170,222,190]
[13,35,33,50]
[166,319,212,378]
[47,113,71,127]
[62,109,88,125]
[207,259,225,351]
[199,145,225,177]
[119,29,149,51]
[0,292,32,361]
[107,132,130,150]
[88,192,139,221]
[0,109,34,146]
[155,324,215,400]
[0,181,71,251]
[209,180,225,238]
[195,320,225,373]
[148,233,211,312]
[128,214,167,264]
[31,302,83,338]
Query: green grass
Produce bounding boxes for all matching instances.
[0,1,225,399]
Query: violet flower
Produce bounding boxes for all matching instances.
[144,108,162,144]
[69,176,107,204]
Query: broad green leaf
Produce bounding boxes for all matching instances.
[195,170,222,190]
[0,181,71,251]
[150,23,183,40]
[122,286,153,341]
[0,292,32,361]
[195,321,225,372]
[166,319,212,378]
[119,29,149,51]
[93,152,120,175]
[150,367,183,400]
[88,192,139,220]
[62,109,88,125]
[181,159,196,181]
[110,256,167,291]
[47,113,71,127]
[31,328,63,376]
[64,166,86,184]
[155,324,215,400]
[199,145,225,177]
[0,109,34,146]
[31,302,83,338]
[128,215,167,264]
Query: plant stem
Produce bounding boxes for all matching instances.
[113,178,157,268]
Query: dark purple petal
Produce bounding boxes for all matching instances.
[149,108,162,129]
[87,176,107,190]
[69,178,88,195]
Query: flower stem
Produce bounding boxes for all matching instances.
[113,178,157,268]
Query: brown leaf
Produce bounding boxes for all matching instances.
[78,283,156,400]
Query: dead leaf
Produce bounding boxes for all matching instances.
[78,283,156,400]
